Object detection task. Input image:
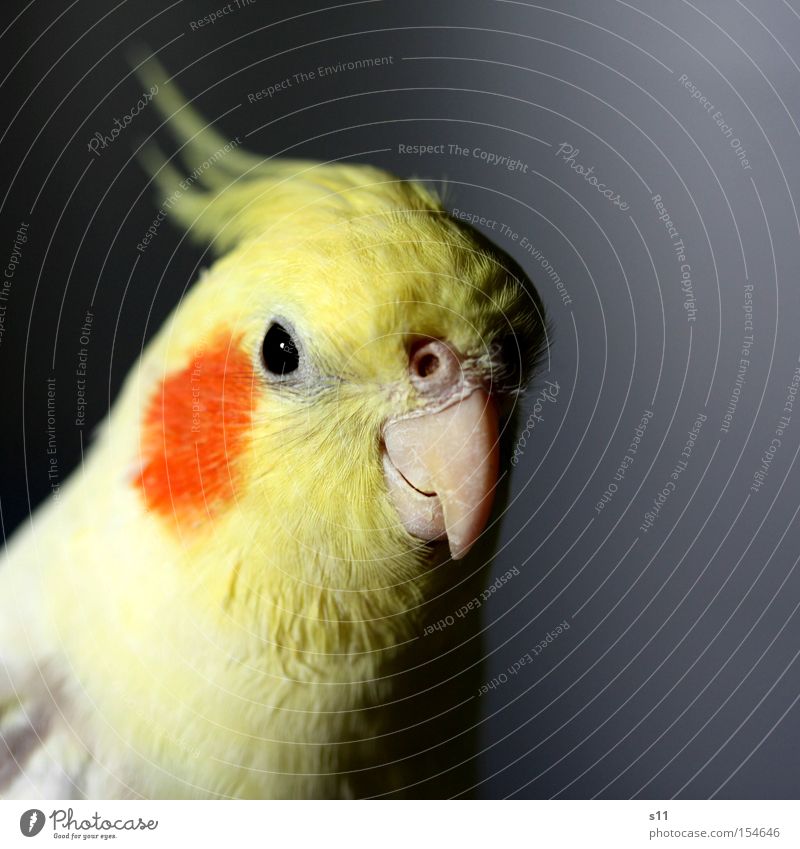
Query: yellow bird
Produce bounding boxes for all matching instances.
[0,65,547,799]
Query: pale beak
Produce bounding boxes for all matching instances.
[382,388,500,560]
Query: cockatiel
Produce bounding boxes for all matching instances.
[0,65,547,799]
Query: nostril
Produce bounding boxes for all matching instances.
[415,352,440,379]
[409,338,461,395]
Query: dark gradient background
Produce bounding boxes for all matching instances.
[1,0,800,799]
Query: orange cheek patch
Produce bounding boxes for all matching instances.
[135,333,257,528]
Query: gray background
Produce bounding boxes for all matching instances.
[1,0,799,798]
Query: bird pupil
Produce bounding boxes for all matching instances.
[263,323,300,375]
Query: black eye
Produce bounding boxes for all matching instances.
[262,323,300,377]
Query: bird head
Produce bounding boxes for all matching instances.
[129,69,547,596]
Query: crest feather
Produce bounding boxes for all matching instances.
[133,53,442,253]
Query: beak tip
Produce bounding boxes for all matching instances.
[443,513,490,561]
